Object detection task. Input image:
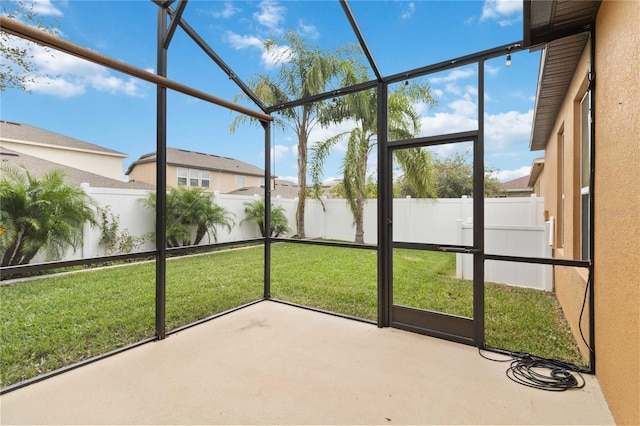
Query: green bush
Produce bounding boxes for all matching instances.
[0,166,97,266]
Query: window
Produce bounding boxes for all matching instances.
[177,168,187,186]
[201,171,210,188]
[190,169,199,187]
[580,91,591,260]
[236,175,246,185]
[260,177,266,188]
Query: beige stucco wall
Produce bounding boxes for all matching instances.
[592,1,640,424]
[539,2,640,423]
[127,162,157,186]
[541,38,591,359]
[0,141,125,181]
[128,162,267,194]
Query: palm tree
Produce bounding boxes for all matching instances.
[241,199,290,237]
[142,187,234,247]
[0,165,97,266]
[311,63,437,244]
[230,31,353,239]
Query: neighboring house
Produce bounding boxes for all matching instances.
[0,147,154,190]
[501,175,533,198]
[229,179,300,199]
[526,1,639,424]
[527,157,544,197]
[0,120,127,181]
[126,148,274,194]
[320,179,343,198]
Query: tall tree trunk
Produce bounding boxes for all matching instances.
[353,135,369,244]
[354,198,365,244]
[296,132,308,239]
[1,231,22,266]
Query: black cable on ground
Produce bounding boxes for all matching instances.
[578,271,594,354]
[479,348,586,392]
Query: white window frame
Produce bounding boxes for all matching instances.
[236,175,246,185]
[177,167,187,186]
[201,170,210,188]
[580,91,591,260]
[189,169,199,187]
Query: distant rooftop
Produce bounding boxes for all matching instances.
[126,147,265,177]
[502,175,533,192]
[0,147,154,190]
[0,120,126,157]
[229,179,300,199]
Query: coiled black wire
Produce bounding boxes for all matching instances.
[479,349,586,391]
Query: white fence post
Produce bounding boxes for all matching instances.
[456,219,463,279]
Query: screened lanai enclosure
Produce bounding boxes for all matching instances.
[0,0,597,396]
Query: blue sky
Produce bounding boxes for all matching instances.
[1,0,542,184]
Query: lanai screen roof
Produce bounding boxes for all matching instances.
[0,1,600,182]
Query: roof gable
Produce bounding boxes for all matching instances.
[0,147,153,190]
[0,120,126,157]
[502,175,533,191]
[127,147,265,177]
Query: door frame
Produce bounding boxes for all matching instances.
[377,62,487,347]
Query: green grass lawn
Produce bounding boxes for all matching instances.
[0,243,584,387]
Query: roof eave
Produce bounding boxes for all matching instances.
[525,0,601,152]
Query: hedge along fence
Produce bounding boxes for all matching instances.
[27,185,549,290]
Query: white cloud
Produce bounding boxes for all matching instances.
[401,2,416,20]
[485,64,500,76]
[224,31,293,69]
[271,144,290,162]
[224,32,263,50]
[254,0,286,32]
[429,68,475,84]
[6,36,147,98]
[25,76,85,98]
[492,166,531,182]
[308,119,358,154]
[420,111,477,137]
[298,20,319,40]
[450,97,477,117]
[484,109,533,151]
[444,83,462,96]
[90,74,143,96]
[480,0,522,25]
[261,44,292,69]
[419,85,533,157]
[212,2,240,19]
[29,0,64,17]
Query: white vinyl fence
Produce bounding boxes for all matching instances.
[34,185,552,291]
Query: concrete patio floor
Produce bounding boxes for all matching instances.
[1,300,614,425]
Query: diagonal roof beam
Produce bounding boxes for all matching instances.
[170,10,268,113]
[0,16,272,122]
[162,0,187,49]
[340,0,382,82]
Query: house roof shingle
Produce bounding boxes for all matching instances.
[0,120,126,157]
[502,175,533,192]
[126,148,265,177]
[0,147,154,190]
